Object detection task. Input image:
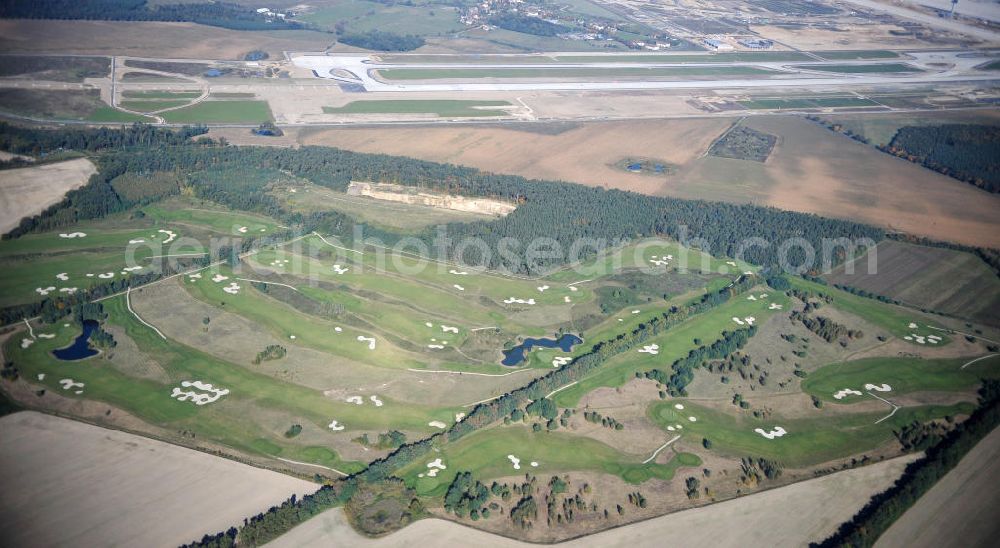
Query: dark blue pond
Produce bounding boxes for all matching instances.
[501,333,582,367]
[52,320,99,361]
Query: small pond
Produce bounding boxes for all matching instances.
[52,320,99,361]
[501,333,582,367]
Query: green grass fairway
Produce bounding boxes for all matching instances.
[792,63,920,73]
[554,287,789,407]
[788,277,950,345]
[376,66,776,81]
[323,100,512,118]
[397,426,702,496]
[300,0,464,35]
[160,100,272,123]
[120,100,192,112]
[87,106,154,123]
[121,90,201,99]
[803,356,1000,402]
[649,399,973,467]
[816,50,900,60]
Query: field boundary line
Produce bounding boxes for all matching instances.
[274,457,348,477]
[643,435,681,464]
[546,380,578,398]
[961,354,999,370]
[406,368,532,377]
[462,395,503,408]
[235,278,300,292]
[126,287,167,340]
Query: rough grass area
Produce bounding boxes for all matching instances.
[792,63,920,73]
[0,54,109,81]
[160,100,272,123]
[121,90,201,99]
[0,88,148,122]
[828,240,1000,326]
[323,100,512,118]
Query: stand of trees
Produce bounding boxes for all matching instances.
[815,380,1000,547]
[0,0,304,31]
[884,125,1000,193]
[338,30,424,51]
[643,325,758,395]
[489,14,568,36]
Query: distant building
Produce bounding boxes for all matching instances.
[704,39,734,51]
[738,38,774,49]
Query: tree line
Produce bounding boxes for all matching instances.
[0,0,304,31]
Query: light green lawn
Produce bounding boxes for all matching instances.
[160,100,272,123]
[802,356,1000,402]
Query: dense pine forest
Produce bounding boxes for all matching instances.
[884,124,1000,193]
[0,123,884,275]
[0,0,303,31]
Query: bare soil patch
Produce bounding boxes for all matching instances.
[0,158,96,234]
[0,411,316,547]
[876,424,1000,548]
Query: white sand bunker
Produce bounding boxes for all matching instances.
[649,256,670,267]
[331,264,348,275]
[632,309,640,314]
[530,461,539,467]
[123,266,142,273]
[289,335,296,340]
[638,344,660,355]
[38,333,55,339]
[441,325,458,334]
[455,412,465,422]
[552,356,572,367]
[158,229,176,244]
[56,272,68,281]
[59,287,77,294]
[453,284,465,291]
[35,286,56,296]
[537,285,549,292]
[238,226,248,233]
[744,316,756,325]
[564,296,572,303]
[171,380,229,406]
[732,317,745,325]
[674,403,685,410]
[507,454,521,470]
[357,335,376,350]
[429,421,446,429]
[328,420,345,431]
[666,426,675,431]
[222,282,241,295]
[569,286,578,292]
[747,295,757,301]
[86,273,94,277]
[20,338,34,349]
[212,274,229,283]
[865,383,892,392]
[755,426,787,440]
[128,238,145,244]
[726,261,737,267]
[188,272,202,280]
[346,396,364,405]
[769,303,783,310]
[688,416,697,422]
[908,322,918,329]
[98,272,114,279]
[59,232,86,239]
[428,344,444,349]
[334,326,343,333]
[37,373,45,380]
[449,269,468,275]
[425,322,433,327]
[834,388,863,399]
[503,297,536,305]
[59,378,84,390]
[369,395,383,407]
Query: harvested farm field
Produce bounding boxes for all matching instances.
[828,240,1000,327]
[299,116,1000,248]
[0,158,97,233]
[0,411,316,547]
